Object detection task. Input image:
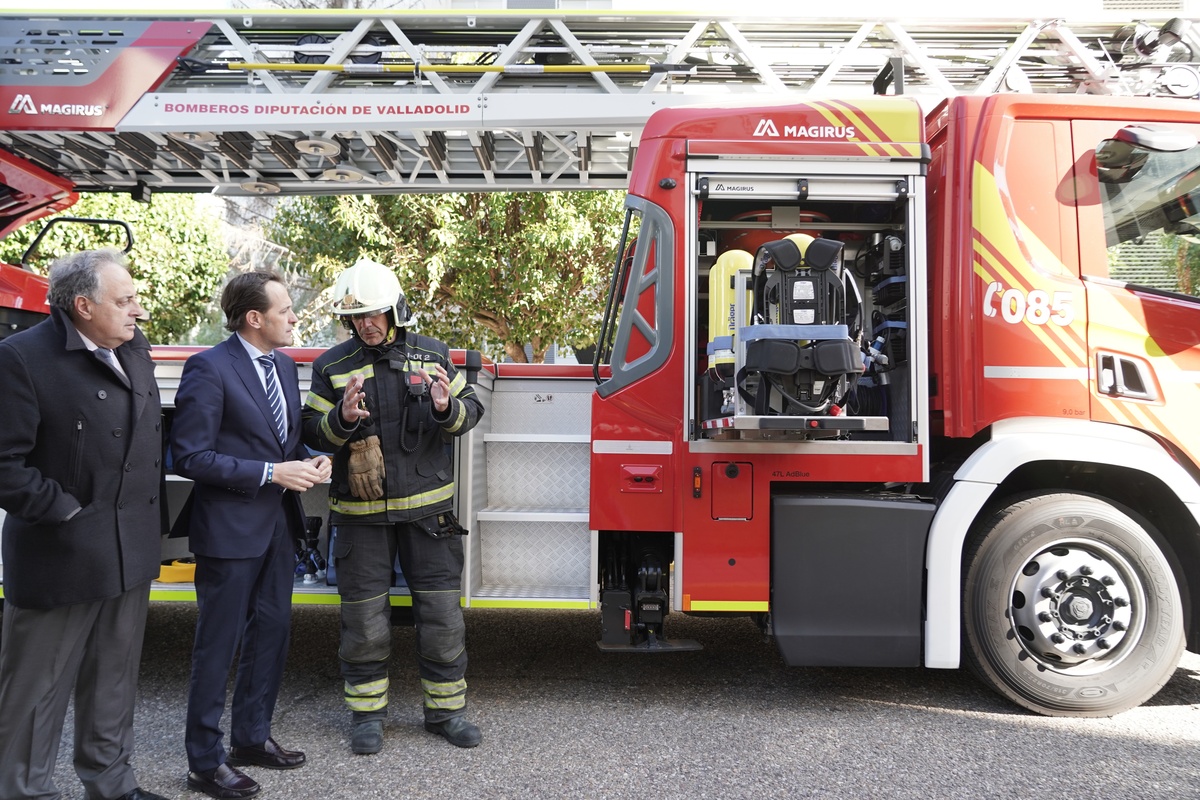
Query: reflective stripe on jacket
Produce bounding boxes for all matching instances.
[302,331,483,525]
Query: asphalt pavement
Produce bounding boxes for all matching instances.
[40,602,1200,799]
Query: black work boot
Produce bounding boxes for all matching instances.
[424,717,481,748]
[351,719,384,755]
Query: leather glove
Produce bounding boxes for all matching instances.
[347,435,386,500]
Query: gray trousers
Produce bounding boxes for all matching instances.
[334,521,468,723]
[0,584,150,800]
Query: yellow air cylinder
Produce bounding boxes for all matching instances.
[707,248,754,371]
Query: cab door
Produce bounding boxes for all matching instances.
[1072,118,1200,469]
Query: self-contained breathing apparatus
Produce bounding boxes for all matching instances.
[736,233,864,418]
[702,248,753,419]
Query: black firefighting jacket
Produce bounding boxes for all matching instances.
[301,330,483,525]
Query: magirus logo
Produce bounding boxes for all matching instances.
[752,117,856,140]
[753,118,780,137]
[8,94,37,115]
[7,93,104,116]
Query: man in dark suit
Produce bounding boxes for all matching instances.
[170,270,331,799]
[0,249,169,800]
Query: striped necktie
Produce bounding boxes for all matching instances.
[96,347,118,370]
[257,354,287,442]
[96,347,129,387]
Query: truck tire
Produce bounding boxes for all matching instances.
[962,492,1184,717]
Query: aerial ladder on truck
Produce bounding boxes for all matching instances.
[3,7,1200,717]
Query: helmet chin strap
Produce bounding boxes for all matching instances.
[358,324,399,349]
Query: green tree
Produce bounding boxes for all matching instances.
[0,193,229,344]
[270,191,624,362]
[1164,233,1200,295]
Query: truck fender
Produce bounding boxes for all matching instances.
[923,416,1200,669]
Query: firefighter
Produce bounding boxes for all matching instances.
[301,258,484,754]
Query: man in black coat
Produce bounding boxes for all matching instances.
[0,249,169,800]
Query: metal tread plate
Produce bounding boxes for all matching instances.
[702,414,890,431]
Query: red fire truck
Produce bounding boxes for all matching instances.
[0,149,76,337]
[2,11,1200,718]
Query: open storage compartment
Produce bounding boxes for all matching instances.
[686,155,926,471]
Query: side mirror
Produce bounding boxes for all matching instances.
[1097,125,1198,183]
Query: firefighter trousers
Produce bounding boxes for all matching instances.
[333,521,468,724]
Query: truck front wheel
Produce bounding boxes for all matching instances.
[962,492,1184,717]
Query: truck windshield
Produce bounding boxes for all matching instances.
[1100,140,1200,293]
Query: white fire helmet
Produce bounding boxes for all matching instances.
[330,257,414,327]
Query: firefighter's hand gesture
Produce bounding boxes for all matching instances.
[422,364,450,413]
[341,373,370,425]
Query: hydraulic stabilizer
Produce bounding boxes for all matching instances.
[598,532,701,652]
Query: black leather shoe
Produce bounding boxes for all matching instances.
[424,716,482,748]
[113,790,170,800]
[186,763,261,799]
[228,736,307,770]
